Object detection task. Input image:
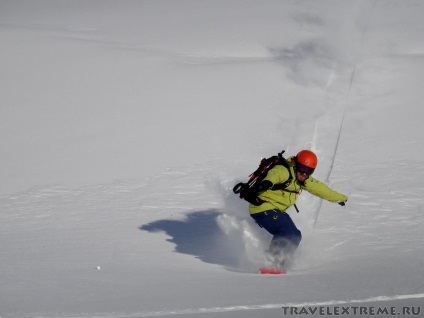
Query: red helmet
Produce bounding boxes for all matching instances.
[296,150,318,173]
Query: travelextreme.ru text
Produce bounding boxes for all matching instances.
[281,306,421,316]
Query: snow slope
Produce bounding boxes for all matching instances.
[1,1,423,317]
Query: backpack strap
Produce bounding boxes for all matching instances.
[270,156,293,190]
[269,156,300,213]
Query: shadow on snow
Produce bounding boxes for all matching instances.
[139,210,247,272]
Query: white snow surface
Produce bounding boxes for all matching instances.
[1,1,424,317]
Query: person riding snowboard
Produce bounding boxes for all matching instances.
[248,150,348,270]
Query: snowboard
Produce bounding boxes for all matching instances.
[258,267,285,274]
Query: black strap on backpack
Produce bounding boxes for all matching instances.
[233,150,299,212]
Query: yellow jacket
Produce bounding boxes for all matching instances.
[249,157,348,214]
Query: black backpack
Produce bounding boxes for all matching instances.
[233,150,298,211]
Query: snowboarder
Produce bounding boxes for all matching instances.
[249,150,348,271]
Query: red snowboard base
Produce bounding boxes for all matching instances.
[258,267,285,274]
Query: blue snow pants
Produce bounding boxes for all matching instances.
[250,209,302,256]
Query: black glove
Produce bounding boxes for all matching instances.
[241,187,264,206]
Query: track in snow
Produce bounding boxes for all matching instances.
[77,293,424,317]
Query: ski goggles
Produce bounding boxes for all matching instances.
[296,163,315,176]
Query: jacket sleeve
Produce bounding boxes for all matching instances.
[303,177,348,203]
[262,165,291,186]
